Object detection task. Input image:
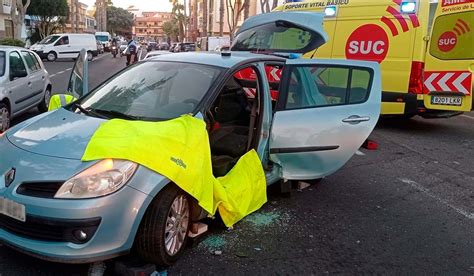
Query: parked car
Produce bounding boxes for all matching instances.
[96,40,104,55]
[174,42,196,52]
[119,41,128,56]
[30,33,97,62]
[169,43,177,52]
[141,50,171,60]
[0,12,381,266]
[0,46,52,132]
[95,31,111,51]
[159,42,169,50]
[147,41,157,52]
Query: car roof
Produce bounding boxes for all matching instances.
[148,51,285,68]
[0,46,31,52]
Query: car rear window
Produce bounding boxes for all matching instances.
[0,51,5,76]
[429,11,473,60]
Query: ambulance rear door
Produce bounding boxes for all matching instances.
[423,0,473,112]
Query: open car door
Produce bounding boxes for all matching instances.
[67,48,89,98]
[270,59,381,180]
[231,12,382,179]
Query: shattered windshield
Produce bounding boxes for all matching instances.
[76,61,223,121]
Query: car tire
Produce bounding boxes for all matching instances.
[0,103,11,133]
[87,51,93,61]
[135,183,191,266]
[47,52,57,62]
[38,87,51,112]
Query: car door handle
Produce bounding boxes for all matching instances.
[27,81,32,86]
[342,115,370,124]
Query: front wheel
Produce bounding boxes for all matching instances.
[87,51,93,61]
[135,184,191,266]
[38,87,51,112]
[0,103,11,133]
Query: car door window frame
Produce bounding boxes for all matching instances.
[55,36,69,46]
[9,50,28,81]
[29,52,42,70]
[21,50,39,72]
[275,64,374,112]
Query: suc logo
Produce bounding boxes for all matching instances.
[345,24,389,63]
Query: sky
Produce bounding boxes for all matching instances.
[82,0,173,12]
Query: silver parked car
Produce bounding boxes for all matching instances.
[0,46,52,132]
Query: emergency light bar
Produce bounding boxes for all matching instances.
[401,1,417,13]
[324,6,337,17]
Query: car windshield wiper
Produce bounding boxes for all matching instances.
[91,109,143,121]
[71,102,108,119]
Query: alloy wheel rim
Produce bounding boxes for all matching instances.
[0,107,10,132]
[87,52,93,60]
[164,195,189,256]
[48,53,55,61]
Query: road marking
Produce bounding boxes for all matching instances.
[355,150,366,156]
[460,114,474,120]
[399,178,474,220]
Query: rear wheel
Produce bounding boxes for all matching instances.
[135,184,190,266]
[38,87,51,112]
[47,52,57,62]
[0,103,10,133]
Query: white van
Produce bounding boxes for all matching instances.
[95,31,111,51]
[30,33,97,62]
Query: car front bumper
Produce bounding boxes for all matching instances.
[33,50,47,59]
[0,138,154,263]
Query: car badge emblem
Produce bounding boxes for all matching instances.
[5,168,16,188]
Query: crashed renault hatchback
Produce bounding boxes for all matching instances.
[0,12,381,266]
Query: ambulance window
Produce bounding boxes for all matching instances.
[428,2,438,33]
[282,65,373,109]
[429,11,474,60]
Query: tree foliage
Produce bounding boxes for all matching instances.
[162,20,179,41]
[27,0,68,39]
[226,0,249,40]
[163,1,187,42]
[107,6,134,34]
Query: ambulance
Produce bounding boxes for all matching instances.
[273,0,473,118]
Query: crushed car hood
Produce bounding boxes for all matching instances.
[7,108,104,160]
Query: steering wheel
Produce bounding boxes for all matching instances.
[183,99,200,108]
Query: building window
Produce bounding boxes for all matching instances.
[4,19,13,39]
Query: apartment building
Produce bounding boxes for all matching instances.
[134,11,173,41]
[0,0,13,39]
[188,0,277,41]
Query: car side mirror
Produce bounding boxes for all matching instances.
[10,70,27,81]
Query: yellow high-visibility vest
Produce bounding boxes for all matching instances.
[48,94,76,111]
[82,115,267,227]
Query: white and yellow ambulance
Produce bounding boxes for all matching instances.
[274,0,473,118]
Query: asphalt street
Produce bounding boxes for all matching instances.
[1,55,473,275]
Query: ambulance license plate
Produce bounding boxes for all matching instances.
[0,197,26,222]
[431,96,462,106]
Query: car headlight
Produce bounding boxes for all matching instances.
[55,159,138,199]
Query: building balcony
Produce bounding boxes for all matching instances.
[2,0,11,14]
